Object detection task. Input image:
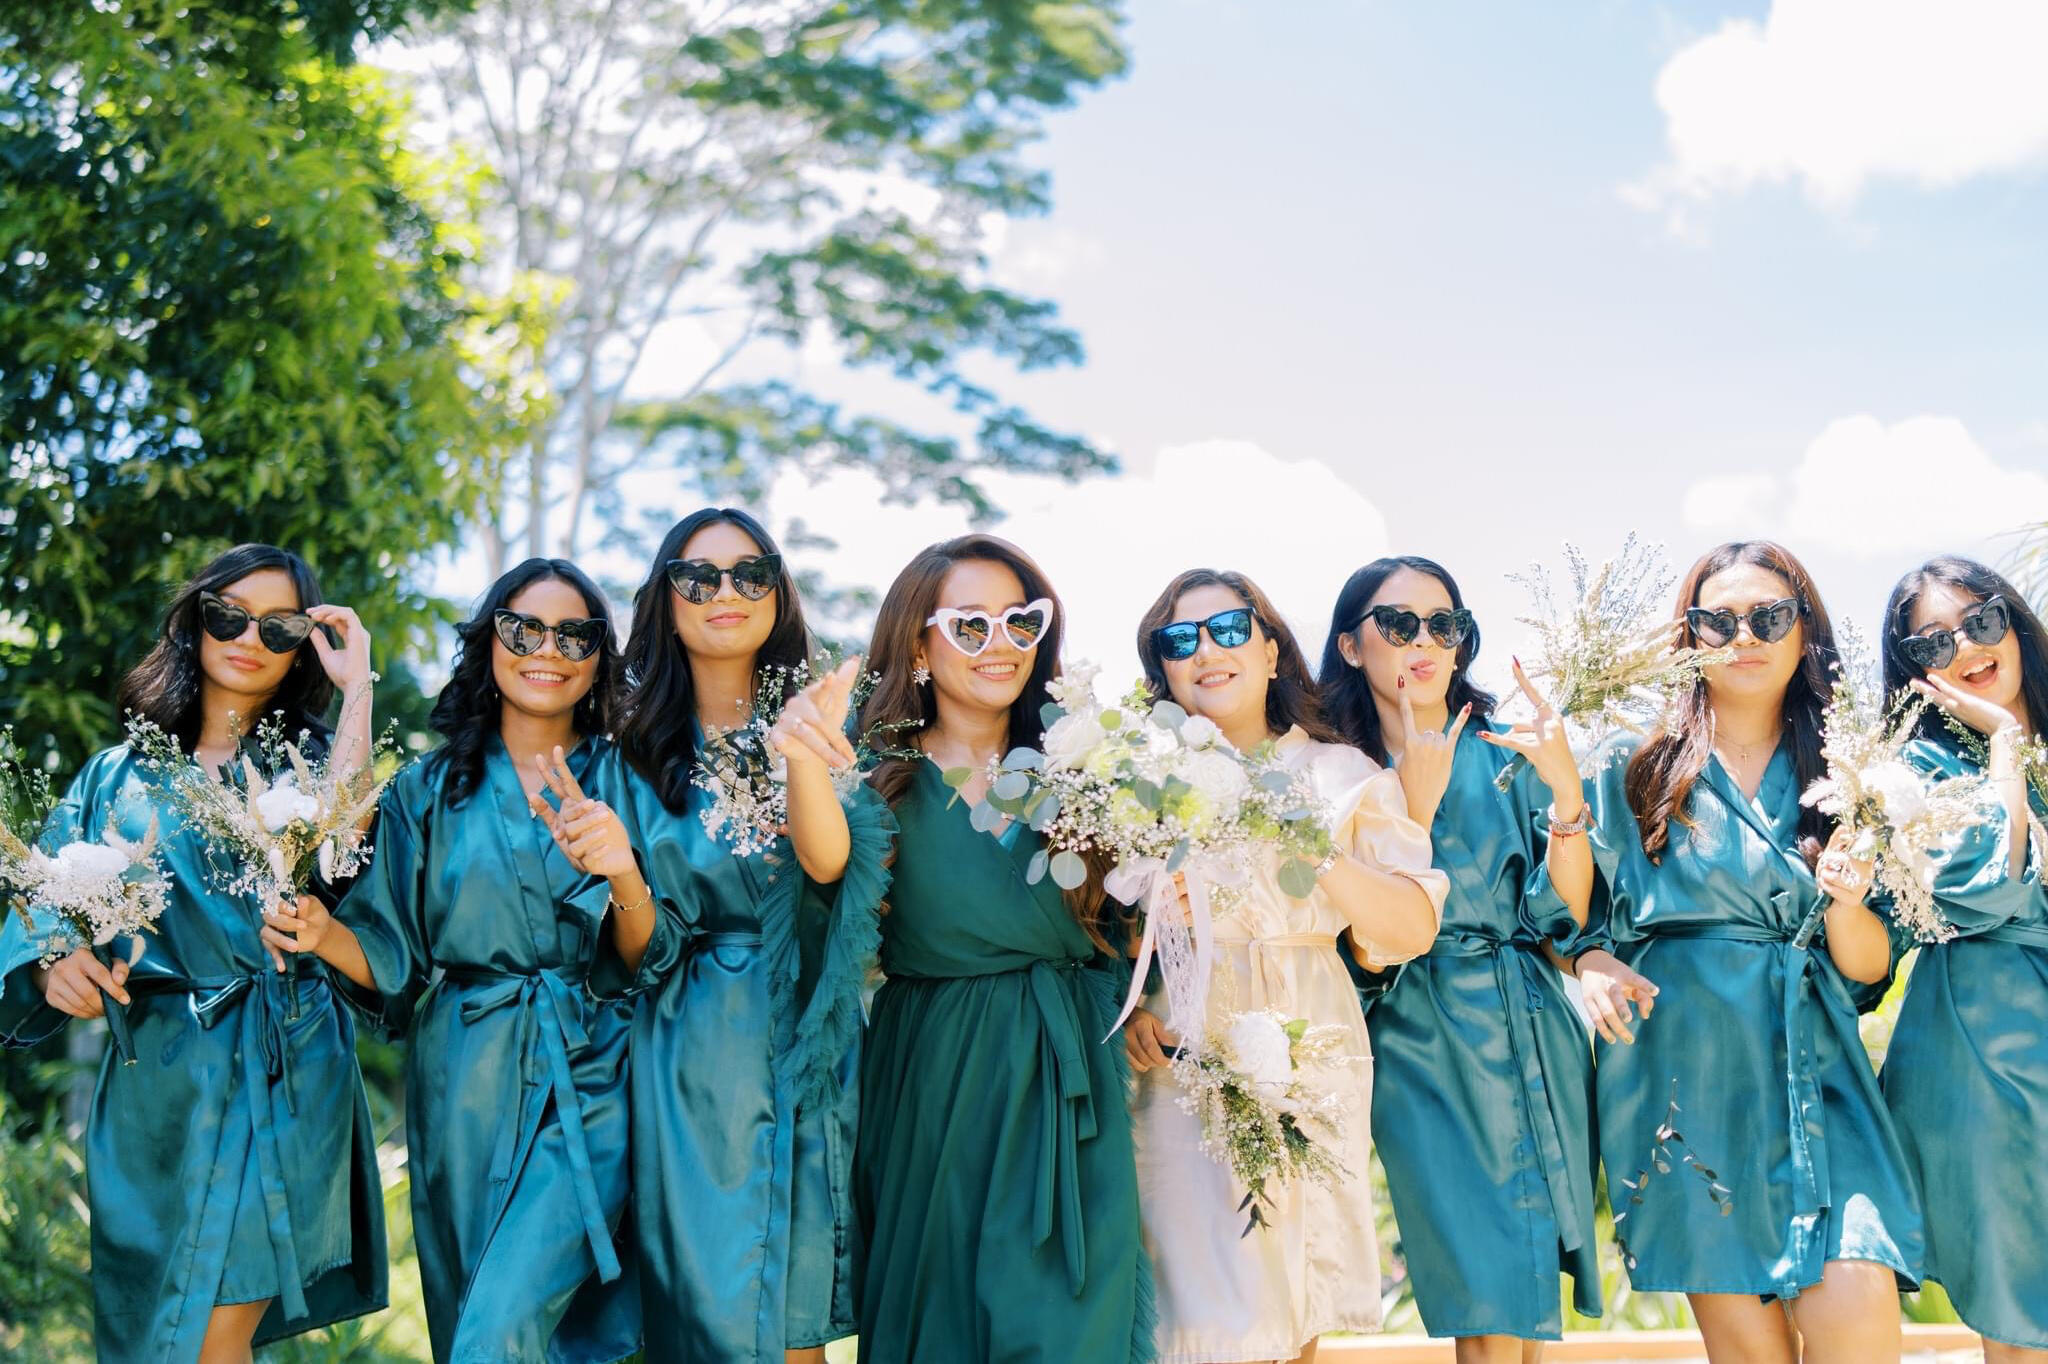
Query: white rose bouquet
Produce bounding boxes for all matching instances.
[1,729,169,1061]
[1799,627,1994,944]
[129,708,393,1017]
[1173,1008,1357,1235]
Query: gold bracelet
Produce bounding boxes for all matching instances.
[609,892,654,917]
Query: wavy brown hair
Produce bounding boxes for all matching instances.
[1624,540,1839,865]
[1136,568,1344,746]
[858,534,1112,946]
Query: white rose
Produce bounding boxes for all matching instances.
[254,781,321,833]
[1041,713,1101,771]
[1227,1012,1296,1090]
[1175,748,1249,811]
[52,842,131,882]
[1177,714,1223,750]
[1863,761,1930,827]
[1047,660,1100,708]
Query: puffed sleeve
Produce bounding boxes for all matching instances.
[1320,742,1448,968]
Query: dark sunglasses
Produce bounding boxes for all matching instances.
[492,610,608,663]
[1153,608,1257,662]
[1899,595,2011,672]
[1356,605,1474,650]
[664,553,782,605]
[1685,597,1803,648]
[199,591,319,654]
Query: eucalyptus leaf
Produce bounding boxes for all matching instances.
[1027,849,1049,884]
[1150,699,1187,729]
[1049,850,1088,890]
[1002,747,1044,772]
[1029,792,1060,831]
[1276,857,1319,900]
[992,770,1031,802]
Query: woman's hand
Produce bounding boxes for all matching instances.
[530,747,638,879]
[1480,657,1583,804]
[1816,828,1875,907]
[1123,1007,1180,1074]
[38,947,131,1019]
[1910,671,2017,739]
[1393,678,1469,828]
[1574,948,1658,1045]
[260,894,336,972]
[306,604,373,694]
[767,656,862,773]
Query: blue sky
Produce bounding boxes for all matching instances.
[422,0,2048,690]
[771,0,2048,685]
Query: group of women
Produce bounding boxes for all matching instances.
[2,513,2043,1364]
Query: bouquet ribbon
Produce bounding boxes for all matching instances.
[1101,855,1242,1043]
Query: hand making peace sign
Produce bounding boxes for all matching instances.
[529,745,638,880]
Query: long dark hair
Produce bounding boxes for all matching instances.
[427,558,622,806]
[616,508,811,811]
[1624,540,1839,864]
[1317,556,1497,765]
[1136,568,1344,746]
[117,543,335,755]
[1881,555,2048,751]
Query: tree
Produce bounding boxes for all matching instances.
[387,0,1128,576]
[1,0,540,770]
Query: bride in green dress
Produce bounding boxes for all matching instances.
[850,533,1154,1364]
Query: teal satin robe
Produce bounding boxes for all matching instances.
[1365,724,1601,1338]
[604,759,893,1362]
[0,743,386,1364]
[334,738,638,1364]
[855,761,1153,1364]
[1584,736,1924,1298]
[1880,738,2048,1348]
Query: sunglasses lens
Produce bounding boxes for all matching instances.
[1902,633,1955,671]
[257,614,314,653]
[555,620,604,662]
[948,616,992,655]
[1688,610,1735,647]
[731,556,780,601]
[1426,610,1472,647]
[1963,600,2010,646]
[1157,623,1200,660]
[666,561,720,604]
[199,598,248,642]
[1004,606,1049,650]
[1753,602,1798,644]
[1375,610,1420,646]
[494,612,544,656]
[1208,610,1253,649]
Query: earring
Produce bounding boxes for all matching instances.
[911,662,931,686]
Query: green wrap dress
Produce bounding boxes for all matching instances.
[0,742,386,1363]
[854,759,1153,1364]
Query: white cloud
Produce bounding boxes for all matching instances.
[772,439,1391,683]
[1626,0,2048,226]
[1681,414,2048,555]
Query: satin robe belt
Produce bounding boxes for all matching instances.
[687,930,766,952]
[1428,935,1588,1256]
[439,966,624,1284]
[1222,930,1339,1001]
[1023,957,1099,1297]
[1979,922,2048,948]
[129,970,319,1321]
[1647,924,1849,1232]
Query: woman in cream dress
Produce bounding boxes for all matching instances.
[1122,569,1448,1364]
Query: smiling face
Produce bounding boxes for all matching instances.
[1696,561,1805,707]
[1907,581,2026,719]
[918,558,1039,717]
[491,577,601,721]
[1158,582,1277,733]
[197,568,304,707]
[670,520,778,664]
[1339,566,1456,712]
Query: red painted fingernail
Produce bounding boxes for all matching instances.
[1396,675,1405,688]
